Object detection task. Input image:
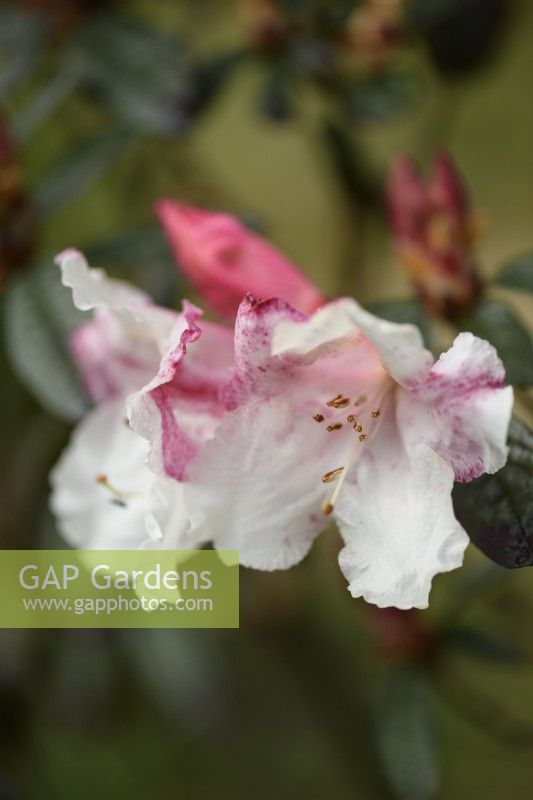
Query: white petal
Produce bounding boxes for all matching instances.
[335,412,468,609]
[400,332,514,481]
[273,298,433,386]
[56,248,149,312]
[50,399,152,549]
[183,396,349,570]
[56,248,176,347]
[144,477,204,550]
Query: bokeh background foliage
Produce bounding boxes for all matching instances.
[0,1,532,798]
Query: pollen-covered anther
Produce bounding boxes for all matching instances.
[327,423,343,432]
[321,500,334,515]
[371,409,381,418]
[313,413,325,422]
[353,423,362,433]
[359,434,368,442]
[326,393,343,407]
[331,397,350,409]
[322,467,344,484]
[346,414,356,423]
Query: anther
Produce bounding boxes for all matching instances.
[322,467,344,483]
[327,423,343,432]
[321,500,334,515]
[313,413,325,422]
[353,423,362,433]
[326,394,343,407]
[371,409,381,418]
[331,397,350,409]
[346,414,355,423]
[359,434,368,442]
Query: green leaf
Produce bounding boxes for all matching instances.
[458,298,533,387]
[376,666,439,800]
[322,120,382,210]
[34,131,131,214]
[444,626,524,663]
[494,253,533,294]
[259,60,295,122]
[14,50,84,140]
[76,16,190,134]
[84,227,179,304]
[3,261,88,421]
[342,71,415,123]
[367,298,432,350]
[453,418,533,568]
[0,9,45,98]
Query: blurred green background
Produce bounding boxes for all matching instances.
[0,1,532,798]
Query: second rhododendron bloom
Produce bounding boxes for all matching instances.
[50,249,233,551]
[129,295,513,609]
[156,200,325,319]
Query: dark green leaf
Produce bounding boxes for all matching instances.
[342,72,415,124]
[322,120,382,209]
[494,253,533,294]
[189,50,248,120]
[84,228,179,305]
[453,418,533,568]
[34,131,131,214]
[3,261,88,421]
[14,51,83,140]
[368,298,432,349]
[408,0,506,77]
[76,16,190,134]
[0,9,45,97]
[444,626,524,663]
[376,666,439,800]
[458,298,533,387]
[259,61,294,122]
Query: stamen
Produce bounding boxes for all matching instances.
[318,379,394,516]
[313,413,325,422]
[95,474,140,502]
[322,467,344,483]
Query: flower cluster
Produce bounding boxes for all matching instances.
[51,201,513,609]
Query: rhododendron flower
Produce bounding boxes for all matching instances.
[129,294,513,609]
[156,200,325,319]
[387,152,482,317]
[50,248,232,550]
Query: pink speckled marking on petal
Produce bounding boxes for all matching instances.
[127,301,234,481]
[400,332,513,482]
[222,293,307,408]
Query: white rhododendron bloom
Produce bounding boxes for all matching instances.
[50,248,513,608]
[128,294,513,609]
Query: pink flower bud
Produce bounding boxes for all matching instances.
[156,200,325,319]
[387,152,481,317]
